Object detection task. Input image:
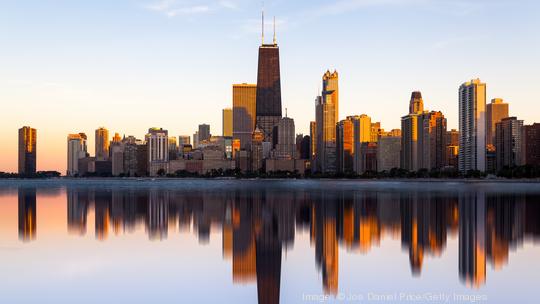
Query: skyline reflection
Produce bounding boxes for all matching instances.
[7,181,540,303]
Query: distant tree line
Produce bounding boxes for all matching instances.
[0,171,61,179]
[2,166,539,179]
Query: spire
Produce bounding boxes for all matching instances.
[285,108,288,117]
[261,3,265,45]
[273,16,276,45]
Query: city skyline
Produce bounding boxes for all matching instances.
[2,0,540,173]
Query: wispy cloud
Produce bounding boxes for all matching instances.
[144,0,238,17]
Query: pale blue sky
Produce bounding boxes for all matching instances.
[1,0,539,172]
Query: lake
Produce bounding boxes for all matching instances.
[1,179,539,303]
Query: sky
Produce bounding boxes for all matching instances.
[1,0,539,173]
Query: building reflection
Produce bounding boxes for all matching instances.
[18,187,36,241]
[14,185,540,302]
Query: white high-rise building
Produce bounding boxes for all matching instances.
[67,133,88,176]
[459,79,486,172]
[146,128,169,176]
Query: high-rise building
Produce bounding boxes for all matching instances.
[310,121,317,168]
[495,117,523,170]
[251,127,265,172]
[146,128,169,176]
[522,123,540,167]
[377,135,401,171]
[336,115,371,174]
[111,143,124,177]
[323,70,339,123]
[275,117,295,159]
[370,122,381,143]
[315,71,339,174]
[95,127,110,160]
[168,136,178,160]
[352,115,372,174]
[360,142,378,172]
[336,119,354,173]
[222,108,233,137]
[459,79,487,172]
[409,91,424,114]
[193,132,199,149]
[255,18,282,142]
[178,135,190,146]
[18,126,37,176]
[296,135,310,160]
[417,111,447,170]
[486,98,509,148]
[446,129,459,169]
[401,92,424,171]
[122,136,144,177]
[198,124,211,142]
[233,83,257,150]
[315,96,336,174]
[67,133,88,176]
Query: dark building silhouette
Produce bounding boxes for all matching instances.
[255,18,282,143]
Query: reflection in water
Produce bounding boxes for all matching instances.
[14,183,540,302]
[18,188,36,241]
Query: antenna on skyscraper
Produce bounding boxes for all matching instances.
[273,16,276,45]
[285,108,288,117]
[261,2,265,45]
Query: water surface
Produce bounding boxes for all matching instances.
[1,179,539,303]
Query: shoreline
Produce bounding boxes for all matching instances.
[1,177,540,184]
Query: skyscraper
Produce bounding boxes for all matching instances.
[323,70,339,123]
[275,116,295,159]
[67,133,88,176]
[315,95,336,174]
[146,128,169,176]
[255,16,282,142]
[459,79,487,172]
[18,126,36,176]
[198,124,211,142]
[409,91,424,114]
[486,98,509,148]
[310,121,317,168]
[336,119,354,173]
[522,123,540,167]
[222,108,233,137]
[446,129,460,169]
[315,71,339,174]
[401,92,424,171]
[377,135,401,172]
[417,111,447,170]
[495,117,523,170]
[352,115,372,174]
[95,127,110,160]
[233,83,257,150]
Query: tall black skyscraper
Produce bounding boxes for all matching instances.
[255,13,282,143]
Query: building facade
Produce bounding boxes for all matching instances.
[377,135,401,172]
[95,127,109,160]
[275,117,296,159]
[486,98,509,148]
[495,117,523,170]
[522,123,540,167]
[222,108,233,137]
[255,37,282,142]
[233,83,257,150]
[401,92,424,171]
[18,126,37,175]
[459,79,486,172]
[146,128,169,176]
[417,111,447,170]
[67,133,87,176]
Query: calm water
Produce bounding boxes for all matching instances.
[1,179,540,304]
